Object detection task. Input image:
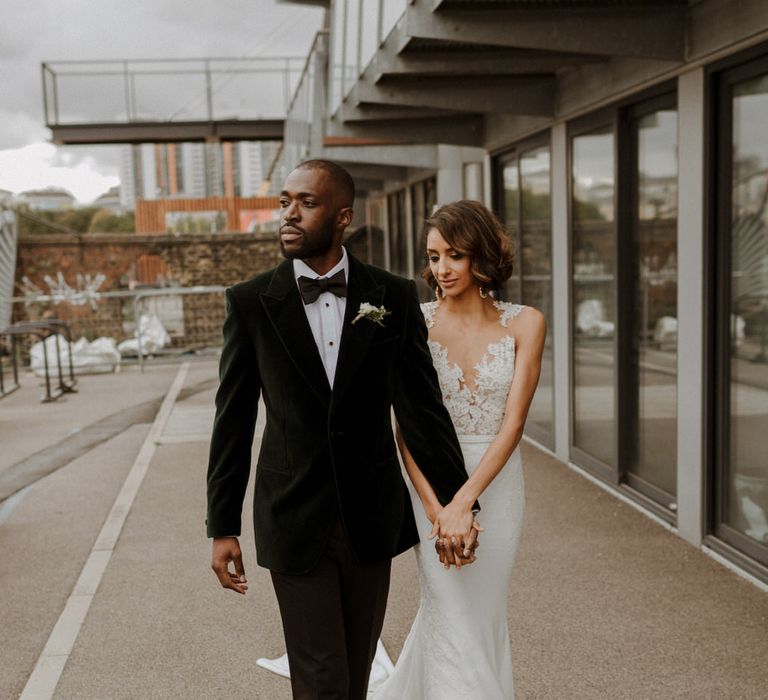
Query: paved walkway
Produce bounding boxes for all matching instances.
[1,360,767,699]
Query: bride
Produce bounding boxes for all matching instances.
[373,200,546,699]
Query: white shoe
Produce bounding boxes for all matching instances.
[256,653,290,678]
[256,640,394,687]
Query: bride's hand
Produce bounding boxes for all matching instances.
[424,501,442,525]
[429,502,482,567]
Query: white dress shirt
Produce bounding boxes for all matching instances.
[293,247,349,388]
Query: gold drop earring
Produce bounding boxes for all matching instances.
[479,287,488,299]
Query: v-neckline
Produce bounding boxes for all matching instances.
[428,335,515,395]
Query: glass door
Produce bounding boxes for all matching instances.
[714,57,768,569]
[570,122,617,478]
[387,189,408,277]
[622,97,679,512]
[496,138,554,447]
[410,177,437,300]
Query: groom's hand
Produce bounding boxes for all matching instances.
[429,502,482,568]
[211,536,248,595]
[435,522,480,568]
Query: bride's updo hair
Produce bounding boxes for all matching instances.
[421,200,514,293]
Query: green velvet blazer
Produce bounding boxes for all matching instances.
[206,253,468,575]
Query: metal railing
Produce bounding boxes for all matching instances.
[328,0,408,114]
[0,204,18,330]
[6,285,227,373]
[284,31,329,171]
[42,57,306,126]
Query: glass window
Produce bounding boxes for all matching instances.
[497,142,554,445]
[410,178,436,282]
[387,189,408,277]
[723,72,768,553]
[520,145,554,438]
[367,197,387,269]
[571,125,616,467]
[629,107,678,501]
[501,158,521,301]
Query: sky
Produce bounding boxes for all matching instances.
[0,0,324,204]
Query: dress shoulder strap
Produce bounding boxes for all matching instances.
[420,301,438,329]
[493,300,526,327]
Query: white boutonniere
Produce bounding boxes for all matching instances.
[352,302,391,327]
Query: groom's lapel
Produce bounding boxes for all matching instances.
[332,255,385,407]
[259,260,331,406]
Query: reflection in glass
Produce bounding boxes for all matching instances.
[572,127,616,466]
[388,189,408,278]
[520,146,553,436]
[630,109,678,499]
[411,178,436,293]
[364,197,386,268]
[727,75,768,546]
[502,160,521,301]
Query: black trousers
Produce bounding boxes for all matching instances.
[270,519,391,700]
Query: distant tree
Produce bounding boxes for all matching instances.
[88,209,135,233]
[573,197,605,222]
[56,207,101,233]
[17,205,136,236]
[17,206,78,236]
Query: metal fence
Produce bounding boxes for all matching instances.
[0,204,18,330]
[6,285,227,372]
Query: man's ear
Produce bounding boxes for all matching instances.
[338,207,353,230]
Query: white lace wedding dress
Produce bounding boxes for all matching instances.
[374,300,526,700]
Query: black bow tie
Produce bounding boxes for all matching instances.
[297,270,347,305]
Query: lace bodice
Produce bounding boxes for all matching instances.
[420,300,525,436]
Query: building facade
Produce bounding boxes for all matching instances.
[16,187,76,211]
[283,0,768,586]
[119,140,285,209]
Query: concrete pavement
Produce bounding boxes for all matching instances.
[1,359,767,699]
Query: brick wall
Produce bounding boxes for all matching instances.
[13,232,283,348]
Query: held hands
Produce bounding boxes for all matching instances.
[428,501,483,570]
[211,536,248,595]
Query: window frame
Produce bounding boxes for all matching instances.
[493,130,555,449]
[567,83,681,522]
[707,48,768,572]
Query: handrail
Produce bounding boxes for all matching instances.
[42,56,307,126]
[286,31,330,115]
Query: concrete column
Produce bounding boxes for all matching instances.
[436,145,487,204]
[310,33,329,158]
[676,68,706,546]
[551,123,571,462]
[462,162,484,201]
[436,145,465,204]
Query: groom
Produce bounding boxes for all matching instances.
[207,159,471,699]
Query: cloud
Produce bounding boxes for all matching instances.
[0,0,324,192]
[0,109,49,150]
[0,143,119,203]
